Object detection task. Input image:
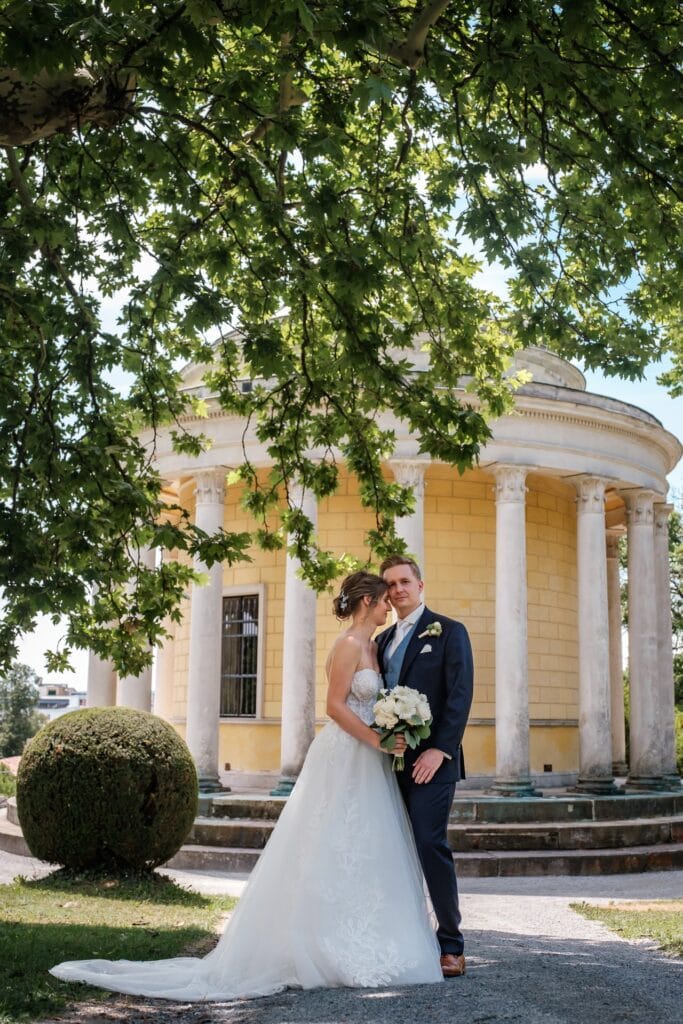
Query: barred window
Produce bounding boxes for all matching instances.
[221,594,260,717]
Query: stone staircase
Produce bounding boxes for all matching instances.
[164,789,683,876]
[3,790,682,876]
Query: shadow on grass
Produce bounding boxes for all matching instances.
[19,868,211,906]
[0,918,219,1023]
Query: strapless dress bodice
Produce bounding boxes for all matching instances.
[347,668,381,725]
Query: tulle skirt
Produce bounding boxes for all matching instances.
[50,722,443,1000]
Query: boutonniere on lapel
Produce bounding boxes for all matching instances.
[418,621,442,639]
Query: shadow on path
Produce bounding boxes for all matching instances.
[45,929,682,1024]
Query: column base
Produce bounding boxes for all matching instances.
[611,761,628,777]
[569,777,622,796]
[197,774,228,794]
[270,777,296,797]
[487,779,541,798]
[624,775,670,792]
[662,773,682,790]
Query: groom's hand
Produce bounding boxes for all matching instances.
[412,748,444,784]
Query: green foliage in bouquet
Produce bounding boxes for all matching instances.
[16,707,198,872]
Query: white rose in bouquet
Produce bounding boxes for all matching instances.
[417,698,431,721]
[374,703,399,729]
[373,686,433,771]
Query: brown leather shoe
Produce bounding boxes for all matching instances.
[440,953,466,977]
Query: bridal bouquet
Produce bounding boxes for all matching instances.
[373,686,432,771]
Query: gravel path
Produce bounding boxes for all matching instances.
[2,851,681,1024]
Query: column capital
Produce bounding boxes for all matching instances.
[622,488,658,526]
[574,476,609,515]
[654,502,674,533]
[194,468,226,506]
[391,459,428,496]
[492,464,528,504]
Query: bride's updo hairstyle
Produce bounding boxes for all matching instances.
[332,571,387,620]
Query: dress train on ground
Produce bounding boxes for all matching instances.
[50,669,443,1000]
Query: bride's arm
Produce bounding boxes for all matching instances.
[326,637,386,751]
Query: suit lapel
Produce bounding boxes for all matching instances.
[398,607,431,685]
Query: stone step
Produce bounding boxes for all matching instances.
[450,792,683,823]
[185,813,683,852]
[3,807,682,877]
[207,791,683,824]
[208,795,285,821]
[456,843,683,877]
[450,816,683,851]
[189,816,275,850]
[164,840,683,877]
[166,844,260,873]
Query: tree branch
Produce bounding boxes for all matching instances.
[0,66,136,146]
[390,0,452,68]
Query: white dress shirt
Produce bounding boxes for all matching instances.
[387,602,424,658]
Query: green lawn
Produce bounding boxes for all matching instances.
[572,900,683,958]
[0,870,235,1024]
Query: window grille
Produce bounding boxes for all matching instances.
[221,594,259,717]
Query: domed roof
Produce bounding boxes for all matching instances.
[512,346,586,390]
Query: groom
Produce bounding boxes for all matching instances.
[378,555,473,978]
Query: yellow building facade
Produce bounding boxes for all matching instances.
[89,347,681,794]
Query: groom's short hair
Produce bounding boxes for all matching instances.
[379,554,422,581]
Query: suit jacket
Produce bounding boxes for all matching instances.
[376,606,474,783]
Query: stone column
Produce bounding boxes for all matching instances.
[391,460,427,569]
[491,465,537,796]
[85,583,117,707]
[572,478,617,793]
[271,483,318,796]
[654,502,680,788]
[86,651,117,707]
[117,545,156,712]
[153,615,177,722]
[624,490,665,789]
[185,469,226,792]
[606,530,627,776]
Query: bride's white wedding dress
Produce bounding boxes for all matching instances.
[50,669,443,1000]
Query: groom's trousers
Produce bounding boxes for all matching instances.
[398,776,463,955]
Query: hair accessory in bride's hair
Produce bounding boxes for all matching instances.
[338,590,349,611]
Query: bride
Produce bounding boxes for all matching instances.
[50,571,443,1000]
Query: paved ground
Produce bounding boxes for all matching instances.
[2,850,681,1024]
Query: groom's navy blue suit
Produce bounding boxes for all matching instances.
[377,606,473,956]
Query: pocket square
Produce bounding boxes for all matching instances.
[420,643,432,653]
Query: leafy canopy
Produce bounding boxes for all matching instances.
[0,1,681,673]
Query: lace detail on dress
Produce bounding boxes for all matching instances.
[345,667,380,725]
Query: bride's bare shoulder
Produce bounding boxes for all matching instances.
[325,633,362,673]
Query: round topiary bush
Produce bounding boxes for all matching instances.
[16,707,198,871]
